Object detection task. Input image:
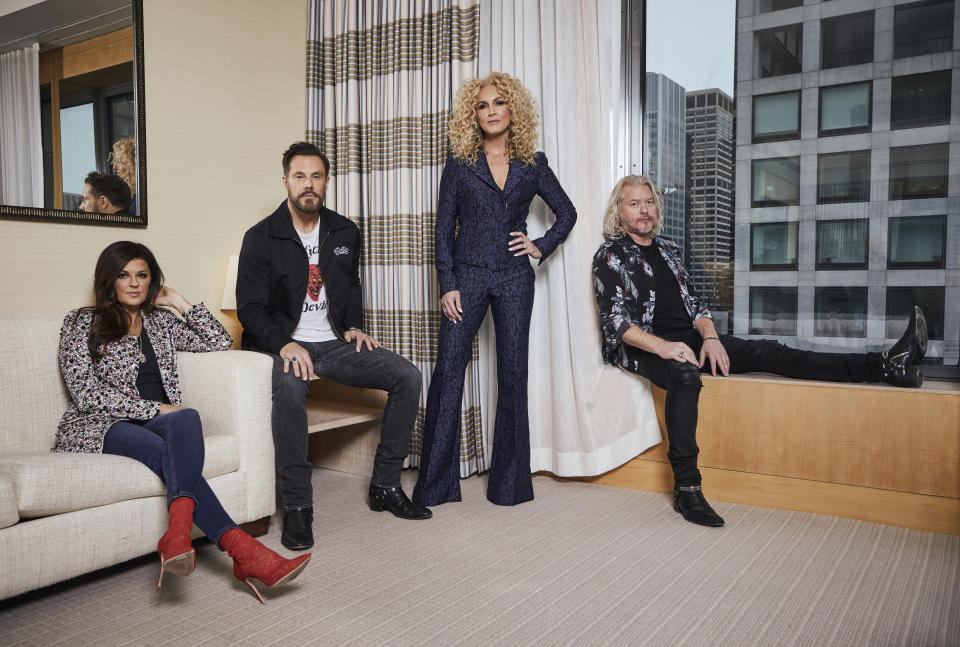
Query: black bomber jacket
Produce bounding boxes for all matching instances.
[237,200,363,354]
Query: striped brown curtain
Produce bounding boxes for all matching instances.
[306,1,485,475]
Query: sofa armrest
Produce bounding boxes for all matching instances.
[175,350,275,522]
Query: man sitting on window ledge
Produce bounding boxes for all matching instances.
[592,175,928,529]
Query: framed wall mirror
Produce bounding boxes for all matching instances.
[0,0,146,226]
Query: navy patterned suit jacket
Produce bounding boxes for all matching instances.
[434,151,577,294]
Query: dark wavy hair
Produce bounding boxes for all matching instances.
[86,241,164,361]
[282,141,330,176]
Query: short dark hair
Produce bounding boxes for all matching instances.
[84,172,131,210]
[282,141,330,176]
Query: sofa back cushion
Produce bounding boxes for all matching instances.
[0,311,72,451]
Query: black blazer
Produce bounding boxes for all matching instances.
[435,151,577,294]
[237,200,363,354]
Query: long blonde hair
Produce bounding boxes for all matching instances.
[448,72,538,165]
[109,137,136,195]
[602,175,664,238]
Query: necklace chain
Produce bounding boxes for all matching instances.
[134,312,146,364]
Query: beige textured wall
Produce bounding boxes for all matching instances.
[0,0,307,345]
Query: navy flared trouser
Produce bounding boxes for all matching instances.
[414,263,535,506]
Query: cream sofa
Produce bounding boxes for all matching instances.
[0,311,276,601]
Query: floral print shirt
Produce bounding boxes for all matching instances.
[592,234,712,368]
[55,303,232,453]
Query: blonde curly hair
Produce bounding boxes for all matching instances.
[108,137,136,194]
[602,175,664,238]
[448,72,539,165]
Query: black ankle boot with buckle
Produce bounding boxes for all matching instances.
[673,485,725,527]
[369,484,433,520]
[881,305,927,388]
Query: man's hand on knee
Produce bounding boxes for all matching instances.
[280,341,316,381]
[344,329,381,352]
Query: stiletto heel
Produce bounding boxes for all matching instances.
[156,497,196,589]
[220,528,311,605]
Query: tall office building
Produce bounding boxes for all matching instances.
[644,72,687,255]
[686,88,736,326]
[734,0,959,366]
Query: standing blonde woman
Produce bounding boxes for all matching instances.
[413,72,577,507]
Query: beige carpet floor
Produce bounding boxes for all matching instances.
[1,468,958,647]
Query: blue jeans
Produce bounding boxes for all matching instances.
[103,409,237,547]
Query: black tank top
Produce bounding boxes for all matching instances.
[135,330,170,404]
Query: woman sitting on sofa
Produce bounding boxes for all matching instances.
[56,241,310,604]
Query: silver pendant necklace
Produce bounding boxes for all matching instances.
[135,314,146,364]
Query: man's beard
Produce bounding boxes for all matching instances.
[291,191,321,214]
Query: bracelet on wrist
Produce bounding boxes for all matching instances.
[703,336,720,341]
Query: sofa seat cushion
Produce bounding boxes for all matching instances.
[0,473,17,529]
[0,434,239,518]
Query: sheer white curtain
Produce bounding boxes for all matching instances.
[0,43,43,207]
[477,0,662,476]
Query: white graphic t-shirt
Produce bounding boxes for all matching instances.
[291,227,337,343]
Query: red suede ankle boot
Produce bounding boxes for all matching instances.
[156,496,196,588]
[219,528,311,604]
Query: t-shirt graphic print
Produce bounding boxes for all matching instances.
[291,226,338,343]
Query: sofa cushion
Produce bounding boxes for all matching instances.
[0,473,17,529]
[0,434,239,518]
[0,311,73,452]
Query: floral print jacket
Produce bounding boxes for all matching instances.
[55,303,232,453]
[592,234,712,368]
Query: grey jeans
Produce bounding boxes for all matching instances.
[269,339,422,509]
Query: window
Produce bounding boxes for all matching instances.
[815,287,868,337]
[886,287,945,341]
[752,157,800,207]
[750,287,798,335]
[895,0,954,59]
[756,24,803,78]
[891,71,952,130]
[889,144,949,200]
[757,0,802,13]
[817,150,871,204]
[821,12,874,69]
[819,82,871,135]
[59,103,97,210]
[751,222,798,269]
[816,219,868,269]
[753,91,800,142]
[888,215,947,268]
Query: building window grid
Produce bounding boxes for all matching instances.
[887,215,947,269]
[890,70,952,130]
[815,287,868,338]
[816,218,869,270]
[821,11,875,70]
[894,0,955,60]
[819,81,872,137]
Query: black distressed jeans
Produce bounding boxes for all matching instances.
[269,339,422,509]
[623,329,883,486]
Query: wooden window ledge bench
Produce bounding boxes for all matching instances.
[579,373,960,535]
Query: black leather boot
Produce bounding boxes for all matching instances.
[673,485,724,527]
[369,484,432,520]
[281,506,314,550]
[881,305,927,388]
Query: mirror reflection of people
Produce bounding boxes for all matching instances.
[592,175,928,528]
[413,72,577,508]
[56,241,311,603]
[78,171,131,214]
[109,137,138,216]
